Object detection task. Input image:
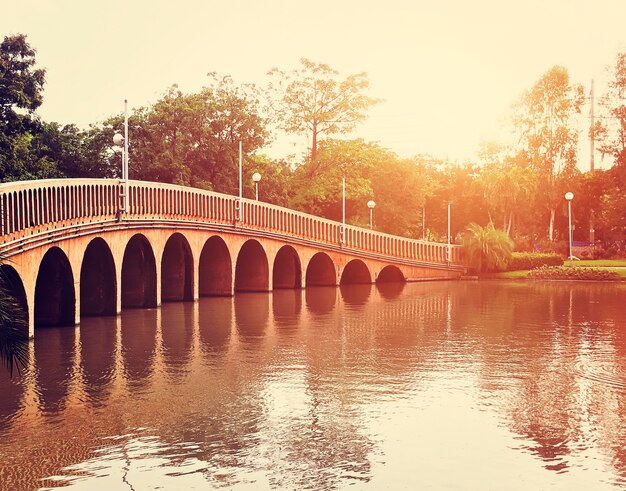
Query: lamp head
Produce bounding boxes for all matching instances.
[252,172,262,183]
[367,200,376,209]
[565,192,574,201]
[113,133,125,147]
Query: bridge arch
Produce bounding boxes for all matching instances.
[199,236,232,296]
[273,245,302,289]
[121,234,157,308]
[161,233,193,302]
[305,252,336,286]
[80,237,117,316]
[376,265,405,283]
[235,239,269,292]
[340,259,372,285]
[35,247,76,327]
[0,264,29,337]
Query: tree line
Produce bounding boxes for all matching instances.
[1,33,625,252]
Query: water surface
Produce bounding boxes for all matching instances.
[1,281,626,490]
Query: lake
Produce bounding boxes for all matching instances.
[1,280,626,490]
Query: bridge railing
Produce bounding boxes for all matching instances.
[0,179,462,266]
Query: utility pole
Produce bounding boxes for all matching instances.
[589,80,595,244]
[590,79,595,173]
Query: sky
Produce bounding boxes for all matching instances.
[2,0,626,166]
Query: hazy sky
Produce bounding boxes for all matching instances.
[2,0,625,164]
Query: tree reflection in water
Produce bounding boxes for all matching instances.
[0,282,625,490]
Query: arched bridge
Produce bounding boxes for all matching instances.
[0,179,464,337]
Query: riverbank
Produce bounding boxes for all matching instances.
[478,259,626,281]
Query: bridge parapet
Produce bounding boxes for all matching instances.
[0,179,463,266]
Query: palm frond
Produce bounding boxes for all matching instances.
[463,222,514,273]
[0,253,29,377]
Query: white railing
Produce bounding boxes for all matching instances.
[0,179,463,266]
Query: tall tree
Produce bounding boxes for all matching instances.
[127,76,270,192]
[129,76,269,192]
[596,52,626,166]
[479,162,539,236]
[267,59,381,161]
[0,34,48,181]
[512,66,584,240]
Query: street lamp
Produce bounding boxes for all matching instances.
[112,100,129,217]
[565,192,574,260]
[252,172,262,201]
[341,177,346,244]
[367,200,376,229]
[447,202,451,263]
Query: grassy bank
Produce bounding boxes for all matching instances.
[564,259,626,268]
[481,259,626,280]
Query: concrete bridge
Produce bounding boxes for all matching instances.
[0,179,464,338]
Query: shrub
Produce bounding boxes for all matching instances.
[505,252,564,271]
[462,223,514,273]
[527,266,621,281]
[533,240,568,256]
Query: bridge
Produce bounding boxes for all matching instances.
[0,179,464,338]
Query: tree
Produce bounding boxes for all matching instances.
[462,222,514,273]
[130,76,270,193]
[267,59,381,161]
[479,162,539,236]
[425,162,487,242]
[0,34,48,181]
[289,138,378,221]
[0,34,45,121]
[596,52,626,164]
[512,66,584,240]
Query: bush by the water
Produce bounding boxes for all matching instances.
[527,266,621,281]
[462,223,514,273]
[505,252,563,271]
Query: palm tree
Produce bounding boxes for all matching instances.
[0,254,29,376]
[462,222,514,273]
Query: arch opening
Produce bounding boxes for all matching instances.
[161,233,193,302]
[305,252,336,287]
[376,265,406,283]
[340,259,372,285]
[121,234,157,308]
[35,247,75,327]
[199,236,232,296]
[80,238,117,316]
[235,240,269,293]
[0,265,29,338]
[273,245,302,289]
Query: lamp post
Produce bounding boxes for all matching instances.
[447,202,451,263]
[252,172,262,201]
[367,200,376,229]
[341,177,346,244]
[113,100,129,216]
[565,192,574,260]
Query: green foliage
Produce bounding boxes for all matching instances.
[0,258,29,376]
[267,59,381,160]
[462,222,514,273]
[528,265,621,281]
[511,66,584,240]
[0,34,45,117]
[0,34,50,181]
[129,78,270,193]
[505,252,563,271]
[479,163,539,235]
[288,139,434,236]
[421,160,490,241]
[596,52,626,160]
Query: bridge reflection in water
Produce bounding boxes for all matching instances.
[1,282,626,489]
[0,179,463,337]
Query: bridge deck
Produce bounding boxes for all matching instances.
[0,179,462,268]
